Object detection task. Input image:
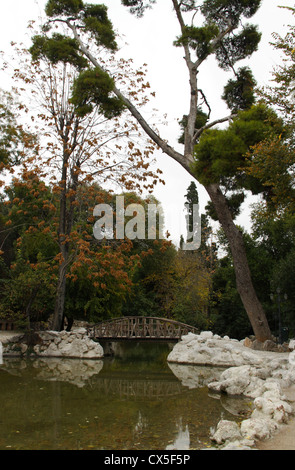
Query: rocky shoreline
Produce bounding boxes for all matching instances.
[1,328,295,450]
[167,331,295,449]
[0,328,104,360]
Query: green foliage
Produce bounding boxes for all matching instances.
[36,1,118,71]
[123,0,262,72]
[246,136,295,214]
[253,211,295,336]
[201,0,261,28]
[178,108,209,144]
[211,261,251,340]
[174,24,219,60]
[185,181,199,206]
[70,67,126,118]
[206,192,246,221]
[0,90,36,167]
[4,174,56,230]
[45,1,117,50]
[272,250,295,303]
[123,183,214,330]
[45,0,84,17]
[121,0,156,17]
[124,243,212,330]
[184,181,200,242]
[193,103,284,188]
[65,263,128,323]
[251,206,295,261]
[30,6,124,119]
[194,127,246,186]
[215,25,261,70]
[0,177,56,325]
[30,34,88,69]
[83,4,117,50]
[246,17,295,216]
[0,256,56,325]
[222,67,257,112]
[211,229,273,339]
[0,180,134,327]
[212,206,295,340]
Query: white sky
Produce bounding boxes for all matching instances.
[0,0,294,245]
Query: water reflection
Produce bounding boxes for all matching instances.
[1,357,103,387]
[0,352,251,450]
[168,363,225,389]
[166,419,190,450]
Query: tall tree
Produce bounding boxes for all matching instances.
[32,0,274,341]
[0,89,36,177]
[184,181,199,245]
[2,38,161,331]
[245,7,295,217]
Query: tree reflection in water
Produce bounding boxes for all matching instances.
[0,348,251,450]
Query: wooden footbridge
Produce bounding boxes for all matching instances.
[88,316,198,342]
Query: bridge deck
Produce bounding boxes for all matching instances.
[89,316,198,342]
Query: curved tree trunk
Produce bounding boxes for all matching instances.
[68,19,272,342]
[206,183,272,342]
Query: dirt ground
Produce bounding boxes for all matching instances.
[256,386,295,451]
[256,417,295,450]
[0,331,21,341]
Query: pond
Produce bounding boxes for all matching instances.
[0,343,252,450]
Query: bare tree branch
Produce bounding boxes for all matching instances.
[193,114,235,141]
[66,21,193,171]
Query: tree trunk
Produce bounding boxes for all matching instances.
[52,255,68,331]
[206,183,272,342]
[68,21,272,342]
[52,157,69,331]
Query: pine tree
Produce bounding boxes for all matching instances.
[31,0,274,341]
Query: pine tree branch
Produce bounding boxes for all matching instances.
[194,22,235,69]
[194,114,235,141]
[66,21,193,172]
[172,0,199,159]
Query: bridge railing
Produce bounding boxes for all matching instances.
[89,316,199,341]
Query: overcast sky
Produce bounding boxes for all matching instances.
[0,0,294,245]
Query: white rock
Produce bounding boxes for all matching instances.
[253,395,293,424]
[5,330,104,359]
[220,440,255,450]
[167,331,289,368]
[211,420,242,445]
[73,327,87,335]
[240,417,278,441]
[199,331,214,340]
[208,365,254,396]
[168,331,295,449]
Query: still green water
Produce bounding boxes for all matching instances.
[0,343,251,450]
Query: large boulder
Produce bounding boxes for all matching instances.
[167,331,295,450]
[210,420,243,445]
[2,328,104,359]
[33,329,104,359]
[167,332,289,368]
[207,363,294,449]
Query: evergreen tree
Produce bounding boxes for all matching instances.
[185,181,199,238]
